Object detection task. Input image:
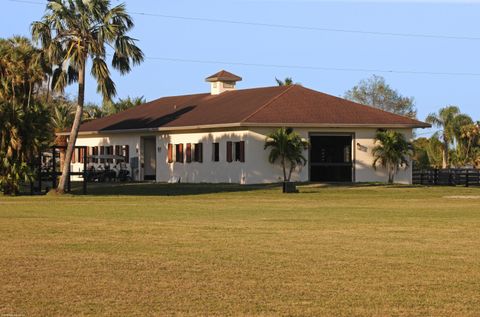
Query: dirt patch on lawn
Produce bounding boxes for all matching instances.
[443,195,480,199]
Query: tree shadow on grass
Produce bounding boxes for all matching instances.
[297,182,425,193]
[70,182,282,196]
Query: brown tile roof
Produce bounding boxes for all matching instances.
[205,70,242,82]
[77,85,429,133]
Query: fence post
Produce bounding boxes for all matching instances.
[434,169,438,185]
[38,154,42,194]
[420,170,424,185]
[51,147,57,190]
[465,169,469,187]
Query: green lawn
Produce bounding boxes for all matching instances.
[1,184,480,316]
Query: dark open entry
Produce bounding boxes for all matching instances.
[142,137,157,181]
[309,134,353,182]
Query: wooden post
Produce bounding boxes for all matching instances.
[420,170,424,185]
[465,169,469,187]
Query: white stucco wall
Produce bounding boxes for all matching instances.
[72,126,414,184]
[249,127,412,184]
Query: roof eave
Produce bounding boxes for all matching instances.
[60,121,430,136]
[242,122,432,129]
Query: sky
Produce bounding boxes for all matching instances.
[1,0,480,136]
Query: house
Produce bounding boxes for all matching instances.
[64,70,430,184]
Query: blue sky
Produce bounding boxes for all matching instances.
[1,0,480,135]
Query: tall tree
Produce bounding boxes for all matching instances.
[372,130,412,184]
[457,122,480,166]
[345,75,417,118]
[264,127,309,183]
[0,37,51,195]
[275,77,294,86]
[425,106,472,168]
[32,0,144,193]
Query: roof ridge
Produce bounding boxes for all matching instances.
[240,85,297,123]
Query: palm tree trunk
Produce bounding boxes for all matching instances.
[57,61,85,193]
[46,73,51,103]
[287,164,294,182]
[282,157,287,182]
[442,140,449,169]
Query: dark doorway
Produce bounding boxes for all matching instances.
[310,135,353,182]
[142,137,157,181]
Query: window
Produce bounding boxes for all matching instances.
[106,146,114,163]
[193,143,203,162]
[226,141,233,162]
[167,144,173,163]
[122,145,130,163]
[186,143,192,163]
[234,141,245,162]
[92,146,99,163]
[114,145,121,163]
[99,146,105,163]
[223,81,234,88]
[212,143,219,162]
[175,144,184,163]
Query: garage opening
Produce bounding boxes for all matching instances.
[309,134,353,182]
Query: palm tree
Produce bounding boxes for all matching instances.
[264,127,309,183]
[372,130,412,184]
[32,0,144,193]
[275,77,294,86]
[103,95,145,115]
[457,123,480,166]
[0,37,51,195]
[83,103,105,120]
[425,106,472,168]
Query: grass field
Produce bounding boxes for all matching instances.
[1,183,480,316]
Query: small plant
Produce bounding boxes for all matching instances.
[264,127,309,183]
[372,130,413,184]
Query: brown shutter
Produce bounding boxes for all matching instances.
[239,141,245,162]
[186,143,192,163]
[168,144,173,163]
[226,141,232,163]
[178,144,184,162]
[79,148,84,163]
[72,148,76,163]
[198,143,203,163]
[87,146,91,163]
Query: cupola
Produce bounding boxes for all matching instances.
[205,70,242,95]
